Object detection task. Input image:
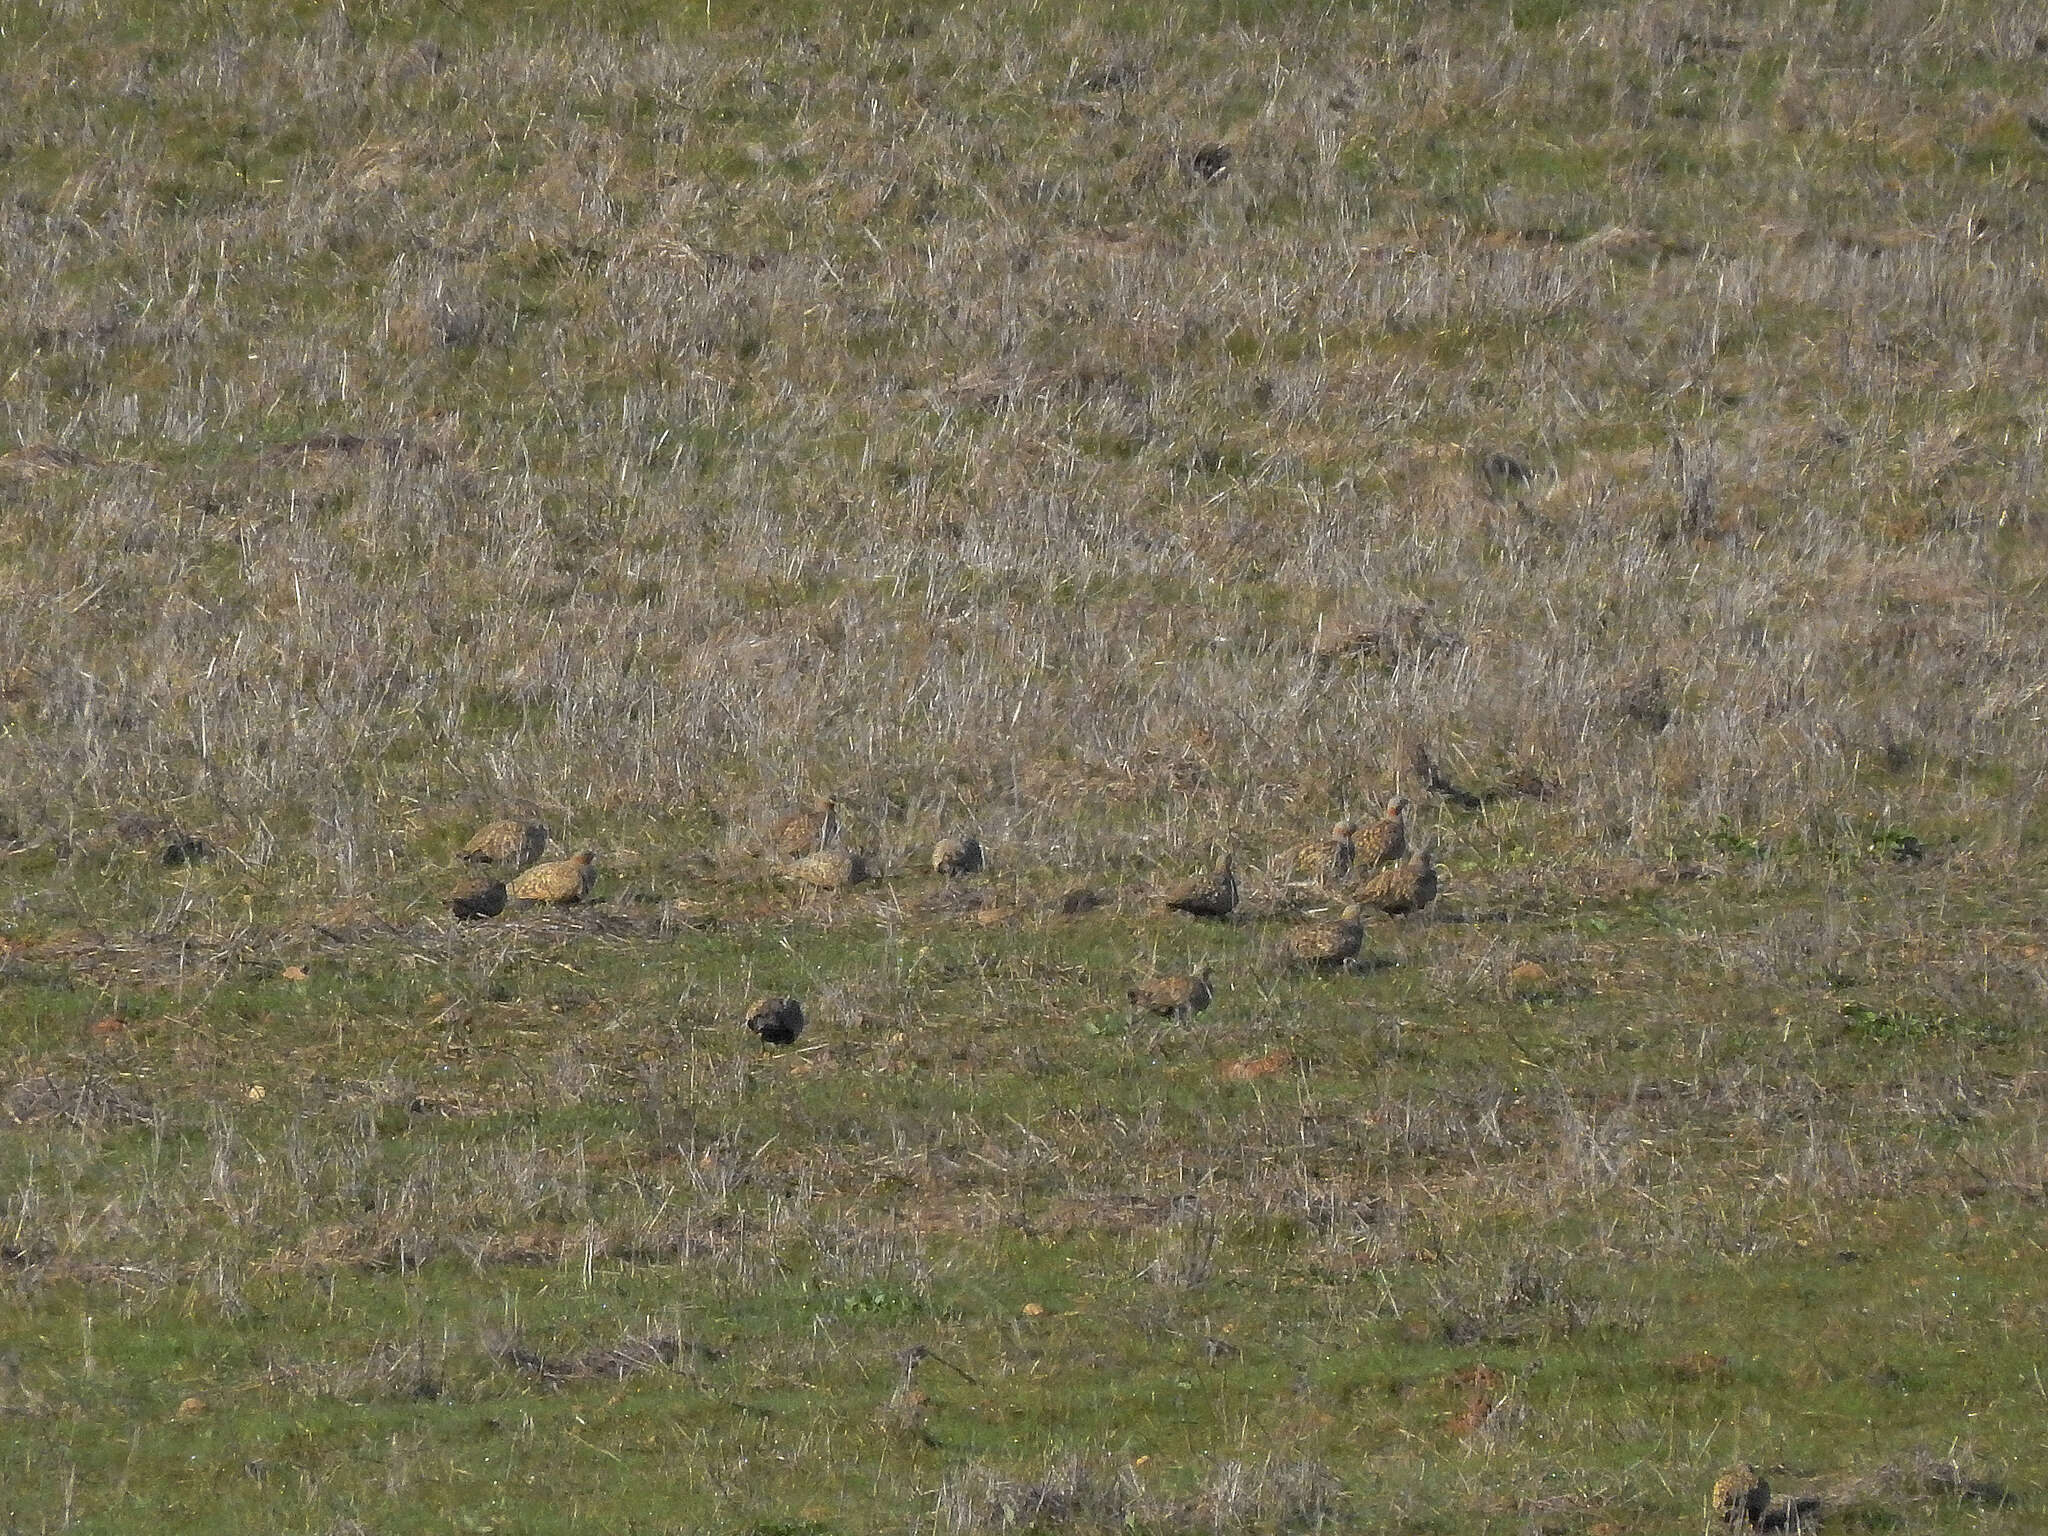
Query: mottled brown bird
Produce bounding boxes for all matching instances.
[1310,605,1450,672]
[1288,904,1366,967]
[771,796,840,858]
[1497,764,1558,801]
[1402,738,1482,810]
[1310,623,1393,670]
[449,875,507,921]
[1354,843,1438,916]
[1353,796,1410,871]
[507,849,597,904]
[744,995,805,1046]
[931,835,984,877]
[459,819,548,869]
[1162,852,1237,919]
[1707,1464,1771,1527]
[1279,820,1358,886]
[1128,964,1214,1019]
[783,848,871,891]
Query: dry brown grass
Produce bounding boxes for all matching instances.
[1,2,2043,909]
[3,2,2048,1531]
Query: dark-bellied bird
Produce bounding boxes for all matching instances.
[1707,1463,1770,1527]
[449,875,507,921]
[1279,820,1357,886]
[1354,795,1410,870]
[1355,843,1438,917]
[1288,904,1366,967]
[507,849,597,904]
[931,835,984,877]
[1128,963,1214,1020]
[1162,851,1237,919]
[772,796,840,858]
[783,848,872,891]
[459,819,548,869]
[744,995,805,1046]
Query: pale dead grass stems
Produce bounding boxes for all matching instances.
[934,1452,1343,1534]
[2,7,2045,897]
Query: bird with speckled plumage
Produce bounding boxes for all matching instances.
[459,819,548,870]
[1162,852,1237,919]
[507,849,597,904]
[1128,964,1214,1020]
[744,995,805,1045]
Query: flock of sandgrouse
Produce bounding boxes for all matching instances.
[447,809,1795,1527]
[446,794,1439,1044]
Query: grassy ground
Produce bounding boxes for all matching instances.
[4,0,2048,1530]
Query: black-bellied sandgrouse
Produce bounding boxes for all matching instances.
[772,796,840,858]
[1128,964,1214,1020]
[1162,852,1237,919]
[449,875,507,921]
[1355,844,1437,917]
[1706,1464,1770,1527]
[1354,796,1410,871]
[459,819,548,869]
[1280,820,1358,886]
[1288,904,1366,967]
[931,835,984,877]
[744,995,805,1046]
[507,849,597,904]
[783,848,871,891]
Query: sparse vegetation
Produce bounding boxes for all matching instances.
[5,0,2048,1531]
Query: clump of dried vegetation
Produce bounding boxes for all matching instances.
[2,0,2045,1530]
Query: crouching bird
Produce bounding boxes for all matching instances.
[1354,844,1437,917]
[783,848,872,891]
[1128,964,1214,1021]
[1162,852,1237,919]
[744,995,806,1046]
[931,835,984,877]
[1288,904,1366,968]
[459,818,548,870]
[449,875,507,921]
[507,849,598,904]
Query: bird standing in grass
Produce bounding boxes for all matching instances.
[449,874,507,921]
[507,849,597,904]
[1354,843,1437,916]
[459,819,548,870]
[1707,1464,1771,1527]
[784,848,871,891]
[931,835,984,876]
[1162,851,1237,918]
[772,796,840,858]
[1128,963,1214,1020]
[1403,738,1482,810]
[1280,820,1358,887]
[1288,904,1366,968]
[1353,796,1410,871]
[744,995,805,1045]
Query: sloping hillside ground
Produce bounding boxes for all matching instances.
[3,1,2046,1530]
